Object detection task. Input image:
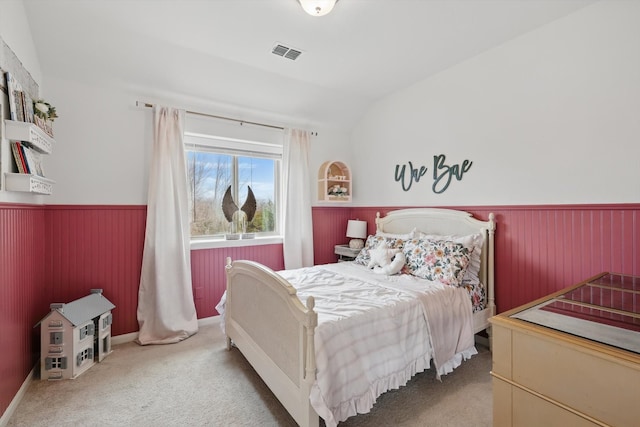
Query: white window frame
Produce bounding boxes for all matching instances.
[185,132,284,250]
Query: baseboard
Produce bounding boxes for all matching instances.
[198,315,221,327]
[111,315,221,346]
[111,331,139,346]
[0,364,37,427]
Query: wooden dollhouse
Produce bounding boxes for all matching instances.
[36,289,115,380]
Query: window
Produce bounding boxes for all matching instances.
[79,323,94,340]
[76,347,93,366]
[102,313,112,330]
[185,133,281,239]
[45,356,67,370]
[50,331,63,344]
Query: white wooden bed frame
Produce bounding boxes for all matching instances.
[223,208,496,427]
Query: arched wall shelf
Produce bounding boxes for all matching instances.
[317,161,351,202]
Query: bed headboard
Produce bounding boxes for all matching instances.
[376,208,496,312]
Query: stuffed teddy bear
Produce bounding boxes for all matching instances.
[367,244,406,275]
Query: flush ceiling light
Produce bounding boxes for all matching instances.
[298,0,338,17]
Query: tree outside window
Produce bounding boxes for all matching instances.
[187,149,279,238]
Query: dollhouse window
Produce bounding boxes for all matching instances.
[45,357,67,370]
[102,313,112,330]
[79,324,95,340]
[76,348,93,366]
[50,331,63,344]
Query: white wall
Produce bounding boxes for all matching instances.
[351,1,640,206]
[42,77,151,204]
[7,1,639,207]
[1,0,350,206]
[0,0,44,204]
[0,0,41,85]
[42,74,349,205]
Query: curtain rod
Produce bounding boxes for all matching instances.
[136,101,317,136]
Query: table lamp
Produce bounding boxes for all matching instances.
[346,219,367,249]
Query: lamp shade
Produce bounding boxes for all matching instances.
[346,220,367,239]
[346,220,367,250]
[299,0,337,16]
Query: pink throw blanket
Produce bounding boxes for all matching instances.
[417,285,475,379]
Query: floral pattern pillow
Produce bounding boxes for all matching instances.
[353,235,407,266]
[416,232,483,285]
[402,238,472,286]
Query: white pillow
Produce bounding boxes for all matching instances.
[375,228,416,240]
[415,232,483,285]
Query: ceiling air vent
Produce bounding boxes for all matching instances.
[272,43,303,61]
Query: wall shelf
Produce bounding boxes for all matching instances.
[318,161,351,202]
[4,173,54,194]
[5,120,54,154]
[1,119,55,195]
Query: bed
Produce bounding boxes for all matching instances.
[219,208,496,427]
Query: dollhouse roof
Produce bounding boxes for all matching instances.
[36,290,115,327]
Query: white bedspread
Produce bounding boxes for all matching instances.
[277,262,477,427]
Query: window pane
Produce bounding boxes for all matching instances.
[187,151,232,236]
[187,150,278,238]
[238,157,276,233]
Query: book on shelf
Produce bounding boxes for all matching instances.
[10,142,24,173]
[24,92,35,123]
[10,142,28,174]
[21,144,45,177]
[9,142,46,177]
[18,142,31,174]
[15,91,25,122]
[20,91,34,123]
[5,72,22,121]
[4,72,34,123]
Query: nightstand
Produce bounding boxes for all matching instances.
[334,244,361,262]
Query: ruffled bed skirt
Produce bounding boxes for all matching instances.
[311,345,478,427]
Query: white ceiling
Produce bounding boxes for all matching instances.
[23,0,597,129]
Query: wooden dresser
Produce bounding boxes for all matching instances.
[490,272,640,427]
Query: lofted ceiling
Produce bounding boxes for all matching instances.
[23,0,597,129]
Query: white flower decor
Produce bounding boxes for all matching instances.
[33,99,58,121]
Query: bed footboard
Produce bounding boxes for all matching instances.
[224,257,319,427]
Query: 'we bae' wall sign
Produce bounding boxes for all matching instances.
[394,154,472,194]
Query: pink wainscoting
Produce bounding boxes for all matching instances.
[489,205,639,312]
[192,244,285,317]
[0,204,47,418]
[312,206,356,265]
[44,206,147,336]
[43,206,286,330]
[2,202,639,419]
[317,205,640,313]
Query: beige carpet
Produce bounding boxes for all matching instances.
[8,319,492,426]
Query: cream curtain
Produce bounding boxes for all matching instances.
[282,129,314,269]
[136,106,198,345]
